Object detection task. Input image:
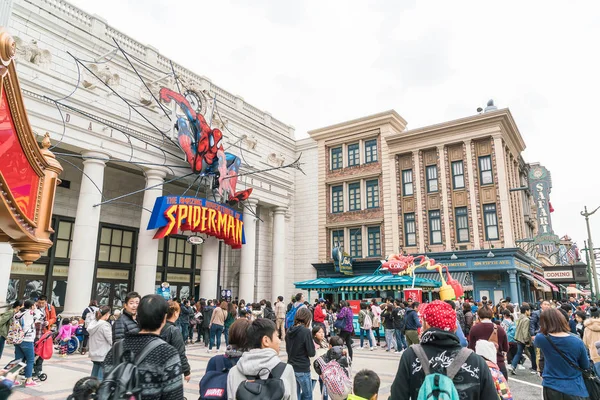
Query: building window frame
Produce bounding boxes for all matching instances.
[452,161,465,189]
[331,146,343,170]
[348,182,361,211]
[347,143,360,167]
[402,169,414,196]
[479,155,493,185]
[331,185,344,213]
[429,210,442,244]
[483,204,499,240]
[365,139,378,164]
[367,226,381,257]
[455,207,469,243]
[332,229,344,251]
[426,165,439,193]
[404,213,416,247]
[349,228,362,258]
[97,225,137,265]
[366,179,380,209]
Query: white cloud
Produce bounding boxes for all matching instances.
[69,0,600,250]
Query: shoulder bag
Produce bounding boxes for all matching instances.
[544,334,600,399]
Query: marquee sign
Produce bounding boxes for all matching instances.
[529,165,559,255]
[147,196,244,249]
[544,270,573,280]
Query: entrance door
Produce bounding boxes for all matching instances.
[95,281,129,309]
[6,276,45,303]
[493,290,504,305]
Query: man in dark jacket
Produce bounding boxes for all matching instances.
[392,300,407,352]
[390,300,498,400]
[200,300,214,347]
[177,299,193,344]
[112,291,141,343]
[404,301,421,346]
[160,303,191,382]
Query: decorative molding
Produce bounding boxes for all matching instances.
[83,64,120,89]
[241,134,257,150]
[267,152,285,167]
[13,37,52,68]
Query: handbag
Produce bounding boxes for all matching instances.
[545,334,600,399]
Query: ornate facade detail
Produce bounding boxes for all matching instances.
[241,133,257,150]
[83,64,120,89]
[267,152,285,167]
[13,37,51,68]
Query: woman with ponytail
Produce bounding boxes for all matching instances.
[87,306,112,379]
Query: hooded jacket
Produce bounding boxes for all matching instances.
[390,329,498,400]
[226,348,297,400]
[583,317,600,363]
[285,325,316,372]
[87,319,112,362]
[404,308,421,331]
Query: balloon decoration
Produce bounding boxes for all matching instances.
[380,253,464,301]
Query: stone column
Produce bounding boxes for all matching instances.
[239,198,258,302]
[437,145,452,250]
[199,236,219,300]
[134,168,167,296]
[464,140,481,249]
[0,0,14,26]
[271,206,287,300]
[493,136,515,247]
[0,243,13,305]
[413,151,425,252]
[508,270,519,304]
[63,151,110,316]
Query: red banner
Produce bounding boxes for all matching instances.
[404,288,422,303]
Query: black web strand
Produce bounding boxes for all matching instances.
[48,100,67,151]
[181,175,201,196]
[93,172,196,207]
[52,58,82,102]
[56,156,106,200]
[170,60,182,95]
[220,154,305,181]
[113,38,171,120]
[52,153,188,170]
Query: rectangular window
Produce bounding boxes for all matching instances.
[479,155,493,185]
[367,227,381,257]
[349,228,362,258]
[332,229,344,250]
[426,165,438,192]
[429,210,442,244]
[483,204,499,240]
[167,237,193,268]
[98,226,135,264]
[348,143,359,167]
[157,239,164,267]
[331,185,343,213]
[365,139,378,163]
[402,169,413,196]
[404,213,416,247]
[452,161,465,189]
[455,207,469,243]
[366,179,380,209]
[348,182,361,211]
[331,147,342,170]
[54,220,74,259]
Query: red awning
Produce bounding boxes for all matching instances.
[534,274,559,292]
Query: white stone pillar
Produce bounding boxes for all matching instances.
[438,145,452,251]
[134,168,168,296]
[413,151,425,252]
[493,136,515,247]
[464,140,481,249]
[239,198,258,302]
[199,236,219,300]
[271,206,286,300]
[62,151,110,316]
[0,243,13,305]
[0,0,14,26]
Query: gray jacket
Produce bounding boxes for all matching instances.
[87,319,112,362]
[226,348,297,400]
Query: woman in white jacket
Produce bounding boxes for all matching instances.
[87,306,112,379]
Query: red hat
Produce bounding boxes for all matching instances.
[423,300,456,331]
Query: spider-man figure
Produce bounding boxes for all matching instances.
[159,88,252,203]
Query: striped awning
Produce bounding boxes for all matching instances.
[415,272,473,291]
[522,273,551,292]
[533,274,559,292]
[294,274,441,291]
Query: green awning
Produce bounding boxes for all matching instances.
[294,274,441,291]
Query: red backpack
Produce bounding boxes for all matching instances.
[34,331,54,360]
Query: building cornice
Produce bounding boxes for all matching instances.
[308,110,407,141]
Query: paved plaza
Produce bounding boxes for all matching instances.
[1,341,544,399]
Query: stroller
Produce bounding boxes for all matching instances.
[15,331,52,382]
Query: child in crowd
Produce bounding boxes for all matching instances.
[58,318,77,357]
[311,326,330,400]
[314,336,352,377]
[348,369,380,400]
[476,340,513,400]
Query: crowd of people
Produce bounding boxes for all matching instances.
[0,290,599,399]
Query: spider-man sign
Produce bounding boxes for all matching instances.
[159,87,252,204]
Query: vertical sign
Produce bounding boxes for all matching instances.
[529,165,559,255]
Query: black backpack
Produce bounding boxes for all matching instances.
[235,362,287,400]
[199,356,234,400]
[97,338,164,399]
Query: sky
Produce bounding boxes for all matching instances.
[69,0,600,256]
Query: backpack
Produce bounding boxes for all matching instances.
[285,305,301,330]
[235,362,287,400]
[97,338,164,400]
[361,311,372,330]
[6,316,25,345]
[264,308,276,322]
[83,306,97,329]
[488,324,499,350]
[199,356,234,400]
[412,345,473,400]
[316,356,352,400]
[485,361,514,400]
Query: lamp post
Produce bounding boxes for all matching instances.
[581,206,600,301]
